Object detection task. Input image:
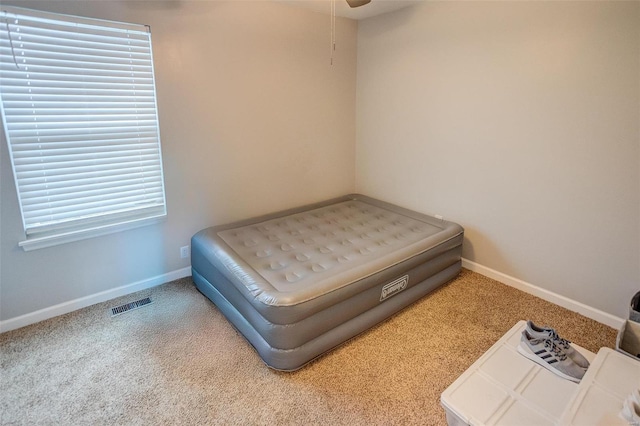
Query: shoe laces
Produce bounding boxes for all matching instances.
[543,338,567,361]
[546,329,571,349]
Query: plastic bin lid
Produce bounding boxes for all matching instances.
[440,321,594,426]
[558,347,640,425]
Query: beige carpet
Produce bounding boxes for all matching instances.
[0,269,617,425]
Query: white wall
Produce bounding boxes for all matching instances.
[0,1,357,322]
[356,1,640,318]
[2,0,638,327]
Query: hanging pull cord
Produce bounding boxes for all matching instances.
[330,0,336,65]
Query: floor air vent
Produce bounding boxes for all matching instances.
[111,297,152,316]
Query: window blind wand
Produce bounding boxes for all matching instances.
[2,16,21,69]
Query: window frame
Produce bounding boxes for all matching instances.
[0,6,167,251]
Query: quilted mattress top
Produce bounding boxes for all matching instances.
[213,195,462,306]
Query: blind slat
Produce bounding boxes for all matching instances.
[17,167,161,185]
[20,174,162,195]
[0,88,155,97]
[14,152,160,168]
[24,206,165,225]
[23,195,164,219]
[7,124,159,136]
[4,102,156,109]
[0,37,151,57]
[4,21,150,43]
[0,77,154,90]
[6,114,158,124]
[15,157,160,173]
[12,140,159,153]
[1,66,154,79]
[22,184,164,209]
[9,133,158,144]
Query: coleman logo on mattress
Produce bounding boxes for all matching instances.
[380,275,409,302]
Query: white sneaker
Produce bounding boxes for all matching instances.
[517,330,585,383]
[620,396,640,426]
[526,320,590,369]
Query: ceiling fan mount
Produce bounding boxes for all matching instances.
[346,0,372,8]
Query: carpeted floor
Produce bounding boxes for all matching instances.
[0,269,617,425]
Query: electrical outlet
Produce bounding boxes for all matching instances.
[180,245,190,259]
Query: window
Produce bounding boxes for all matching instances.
[0,6,166,251]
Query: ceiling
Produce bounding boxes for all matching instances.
[278,0,421,20]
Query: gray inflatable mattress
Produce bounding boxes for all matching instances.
[191,194,464,371]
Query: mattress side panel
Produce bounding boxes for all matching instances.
[194,245,460,349]
[258,248,461,348]
[192,225,462,325]
[194,262,462,371]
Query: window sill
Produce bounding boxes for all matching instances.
[18,214,167,252]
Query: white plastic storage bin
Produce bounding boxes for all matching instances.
[630,291,640,323]
[440,321,595,426]
[616,319,640,360]
[558,347,640,425]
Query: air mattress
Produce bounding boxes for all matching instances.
[191,194,464,371]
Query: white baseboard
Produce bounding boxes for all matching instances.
[461,258,624,329]
[0,266,192,333]
[2,261,624,333]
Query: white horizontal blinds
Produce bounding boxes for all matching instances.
[0,7,166,237]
